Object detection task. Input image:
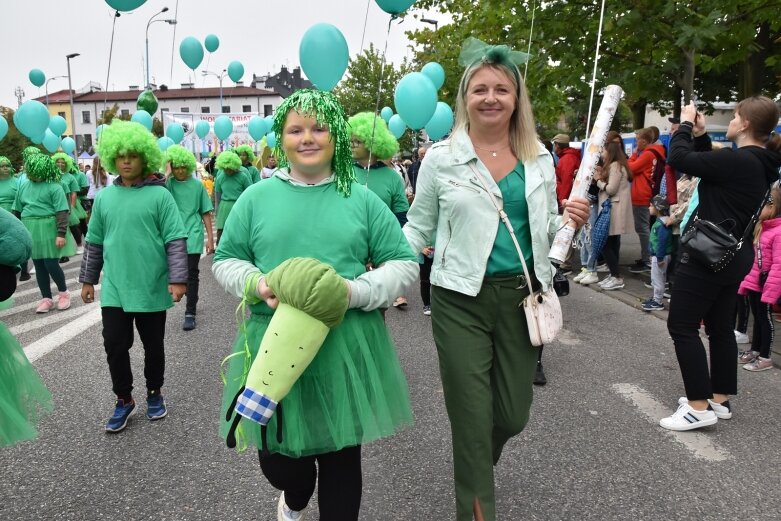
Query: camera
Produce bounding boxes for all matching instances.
[552,266,570,297]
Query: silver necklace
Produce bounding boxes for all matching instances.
[473,144,511,157]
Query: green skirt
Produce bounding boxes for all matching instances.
[69,199,87,223]
[22,216,77,259]
[0,320,53,447]
[220,309,413,457]
[216,200,235,229]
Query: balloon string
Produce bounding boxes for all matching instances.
[365,14,395,174]
[169,0,180,85]
[359,0,371,54]
[585,0,607,141]
[524,0,537,80]
[104,10,120,115]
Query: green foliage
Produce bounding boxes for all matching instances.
[0,107,38,171]
[97,104,132,126]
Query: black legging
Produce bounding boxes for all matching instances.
[33,258,68,299]
[69,224,83,246]
[735,294,750,335]
[258,445,362,520]
[747,290,774,358]
[420,255,433,306]
[601,235,621,277]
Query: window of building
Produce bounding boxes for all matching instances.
[201,106,210,113]
[222,106,231,113]
[120,109,130,118]
[58,111,66,118]
[84,135,93,149]
[263,104,273,117]
[181,107,190,113]
[242,105,252,113]
[82,111,91,124]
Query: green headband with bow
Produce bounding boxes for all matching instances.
[458,37,530,70]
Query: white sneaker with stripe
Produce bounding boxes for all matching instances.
[660,402,718,431]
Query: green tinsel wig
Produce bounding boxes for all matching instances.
[234,144,256,165]
[51,152,74,173]
[22,147,42,164]
[271,89,355,197]
[25,154,61,183]
[348,112,399,161]
[216,150,241,172]
[0,156,14,176]
[166,145,197,173]
[97,120,162,176]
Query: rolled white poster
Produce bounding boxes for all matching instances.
[549,84,625,264]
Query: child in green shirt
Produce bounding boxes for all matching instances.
[164,145,215,331]
[235,144,260,184]
[0,156,17,213]
[78,120,188,434]
[53,153,83,261]
[213,150,251,244]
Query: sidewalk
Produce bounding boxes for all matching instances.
[570,233,781,366]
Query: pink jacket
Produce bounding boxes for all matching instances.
[739,217,781,303]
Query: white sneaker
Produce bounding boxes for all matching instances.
[579,272,599,285]
[597,276,614,287]
[734,330,750,344]
[572,268,588,283]
[277,493,307,521]
[677,396,732,420]
[660,402,718,431]
[596,263,610,273]
[76,246,84,255]
[601,277,625,290]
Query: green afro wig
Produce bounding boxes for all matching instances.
[51,152,74,173]
[216,150,242,172]
[97,120,162,176]
[22,147,42,164]
[25,154,61,183]
[234,144,256,165]
[272,89,355,196]
[0,156,14,175]
[165,145,197,173]
[348,112,399,161]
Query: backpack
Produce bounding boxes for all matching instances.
[648,149,667,197]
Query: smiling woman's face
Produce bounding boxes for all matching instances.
[465,65,517,130]
[281,110,335,179]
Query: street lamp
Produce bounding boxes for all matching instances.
[202,69,227,112]
[145,7,177,89]
[66,53,80,155]
[420,17,439,30]
[45,75,68,108]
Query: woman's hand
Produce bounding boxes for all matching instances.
[680,102,697,124]
[562,196,590,228]
[256,276,279,309]
[55,237,66,248]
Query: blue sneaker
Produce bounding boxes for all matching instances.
[641,299,664,311]
[146,394,167,420]
[105,399,136,433]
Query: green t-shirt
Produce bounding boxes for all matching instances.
[214,177,416,312]
[166,176,214,254]
[214,170,251,201]
[486,162,534,276]
[12,180,69,217]
[86,184,187,312]
[0,177,18,212]
[244,165,260,184]
[352,164,410,214]
[75,171,90,198]
[60,172,79,206]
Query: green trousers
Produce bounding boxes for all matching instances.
[431,276,538,521]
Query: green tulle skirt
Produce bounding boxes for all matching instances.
[69,199,87,224]
[220,309,413,458]
[216,200,235,229]
[22,216,77,259]
[0,318,53,447]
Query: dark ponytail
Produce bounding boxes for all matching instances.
[767,132,781,153]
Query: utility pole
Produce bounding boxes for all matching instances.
[14,86,25,108]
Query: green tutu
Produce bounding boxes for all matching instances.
[216,200,236,229]
[0,318,53,447]
[69,199,87,223]
[220,308,413,458]
[22,216,77,259]
[0,202,12,213]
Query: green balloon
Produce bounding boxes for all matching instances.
[29,69,46,88]
[137,89,159,114]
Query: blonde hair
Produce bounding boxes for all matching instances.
[754,184,781,243]
[453,63,539,162]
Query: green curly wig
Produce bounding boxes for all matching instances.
[25,154,61,183]
[272,89,355,197]
[97,120,162,176]
[51,152,74,173]
[216,150,242,172]
[0,156,14,176]
[234,144,256,165]
[348,112,399,161]
[166,145,197,173]
[22,147,42,163]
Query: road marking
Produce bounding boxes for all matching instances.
[612,383,731,462]
[24,306,103,363]
[9,301,100,336]
[1,284,101,319]
[13,279,79,299]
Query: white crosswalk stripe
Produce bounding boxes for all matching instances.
[24,307,103,363]
[9,301,101,336]
[16,265,82,287]
[12,279,80,299]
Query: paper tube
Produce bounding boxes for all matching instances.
[548,84,625,264]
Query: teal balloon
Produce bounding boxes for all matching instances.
[49,115,67,136]
[375,0,416,15]
[179,36,204,70]
[166,123,185,143]
[424,102,454,141]
[263,115,274,128]
[30,133,45,145]
[131,110,153,131]
[61,136,76,154]
[388,114,406,139]
[394,72,438,130]
[105,0,147,11]
[29,69,46,88]
[42,129,61,153]
[0,116,8,141]
[157,136,174,151]
[195,120,210,139]
[248,116,267,141]
[266,132,277,148]
[96,124,105,140]
[421,62,445,90]
[299,23,349,91]
[380,107,393,123]
[228,61,244,83]
[204,34,220,53]
[214,116,233,141]
[16,100,51,139]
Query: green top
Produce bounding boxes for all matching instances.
[244,165,260,184]
[12,180,69,218]
[214,170,251,201]
[86,184,187,312]
[166,176,214,254]
[75,171,90,199]
[352,164,409,214]
[60,172,79,207]
[0,177,17,212]
[486,162,533,276]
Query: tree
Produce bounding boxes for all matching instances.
[0,107,37,170]
[96,103,132,126]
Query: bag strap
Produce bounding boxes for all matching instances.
[467,162,535,291]
[686,187,770,251]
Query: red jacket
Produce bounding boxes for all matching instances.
[555,147,581,209]
[628,143,666,206]
[739,218,781,304]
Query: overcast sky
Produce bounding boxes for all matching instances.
[0,0,444,108]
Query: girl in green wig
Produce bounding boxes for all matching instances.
[52,152,83,259]
[234,144,260,184]
[213,89,418,521]
[0,156,17,213]
[214,150,251,244]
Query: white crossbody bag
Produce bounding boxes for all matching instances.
[469,162,563,346]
